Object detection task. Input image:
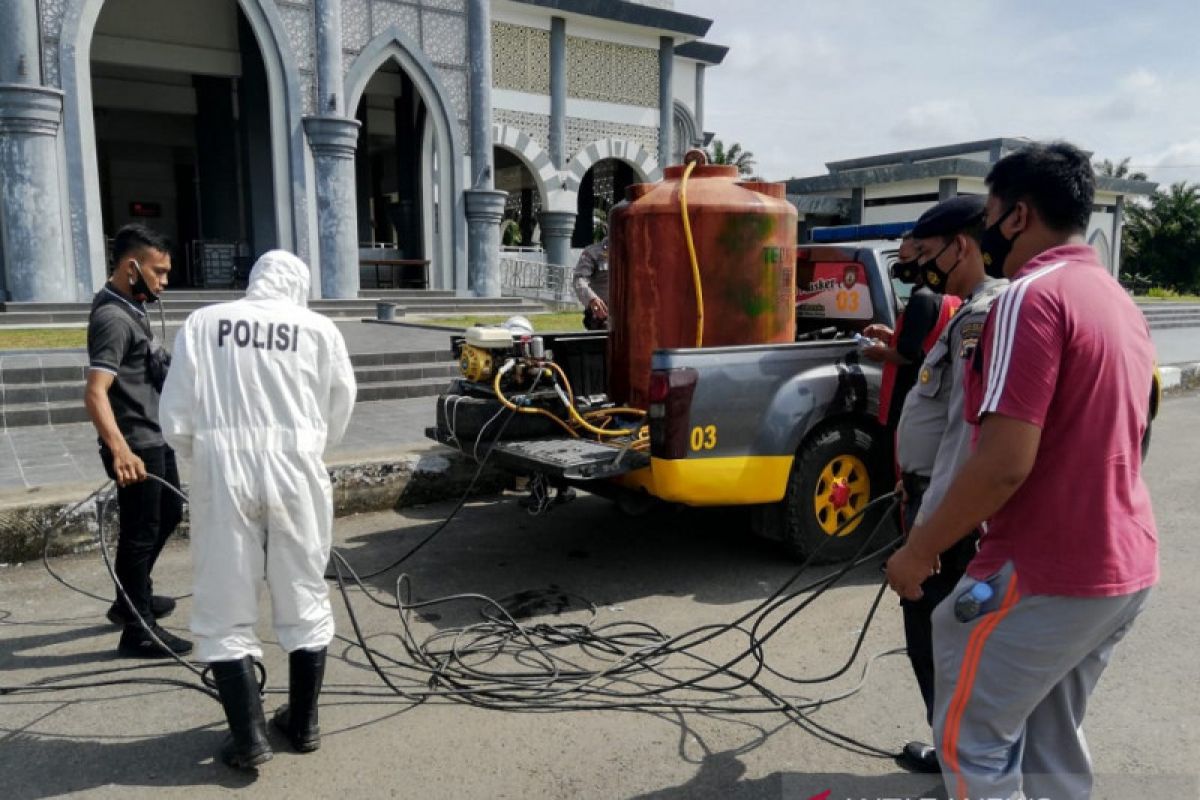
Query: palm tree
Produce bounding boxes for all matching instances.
[1124,181,1200,291]
[1094,157,1149,182]
[704,139,756,176]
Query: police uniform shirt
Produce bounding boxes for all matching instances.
[572,240,610,306]
[895,278,1008,508]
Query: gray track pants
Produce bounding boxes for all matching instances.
[931,560,1150,800]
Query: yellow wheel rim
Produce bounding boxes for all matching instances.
[813,454,871,537]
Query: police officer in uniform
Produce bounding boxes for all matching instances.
[892,196,1008,773]
[572,237,609,330]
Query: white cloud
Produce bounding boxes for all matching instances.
[889,100,981,143]
[1094,68,1165,121]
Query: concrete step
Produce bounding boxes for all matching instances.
[1,380,84,404]
[1,400,92,427]
[0,351,454,386]
[1,364,88,384]
[0,301,544,327]
[348,349,453,368]
[354,362,459,385]
[356,377,453,403]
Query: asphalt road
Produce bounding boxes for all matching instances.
[2,393,1197,800]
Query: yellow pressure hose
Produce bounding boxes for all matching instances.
[679,159,704,348]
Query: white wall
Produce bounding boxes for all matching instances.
[672,58,696,113]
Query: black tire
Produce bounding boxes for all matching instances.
[755,421,893,563]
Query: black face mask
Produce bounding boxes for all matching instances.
[920,239,960,294]
[980,205,1019,279]
[892,259,921,284]
[129,259,159,304]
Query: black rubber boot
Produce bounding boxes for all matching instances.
[211,657,273,770]
[272,647,326,753]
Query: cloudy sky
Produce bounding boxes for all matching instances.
[679,0,1200,187]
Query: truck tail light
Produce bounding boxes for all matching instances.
[648,367,698,459]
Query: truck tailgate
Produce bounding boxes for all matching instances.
[428,428,650,480]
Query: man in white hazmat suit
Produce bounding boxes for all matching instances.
[159,250,356,769]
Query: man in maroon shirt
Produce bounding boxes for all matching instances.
[885,142,1158,800]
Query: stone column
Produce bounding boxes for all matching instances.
[0,1,71,301]
[548,17,567,170]
[464,0,506,297]
[304,117,361,298]
[694,64,706,145]
[658,36,674,171]
[538,209,576,273]
[304,0,361,298]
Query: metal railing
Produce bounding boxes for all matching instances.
[499,255,579,307]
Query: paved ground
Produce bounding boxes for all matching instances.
[1,392,1196,799]
[0,397,438,495]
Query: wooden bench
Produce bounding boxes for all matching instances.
[360,258,431,289]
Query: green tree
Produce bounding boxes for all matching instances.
[1124,182,1200,292]
[1094,157,1149,182]
[704,139,756,176]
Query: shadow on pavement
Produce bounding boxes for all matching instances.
[2,726,264,798]
[629,750,945,800]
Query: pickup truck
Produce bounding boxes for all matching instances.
[429,241,906,562]
[428,240,1161,561]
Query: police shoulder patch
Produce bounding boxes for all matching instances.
[959,321,984,359]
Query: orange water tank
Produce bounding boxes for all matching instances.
[607,152,797,408]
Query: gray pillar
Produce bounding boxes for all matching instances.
[548,17,567,170]
[0,2,71,302]
[465,189,506,297]
[304,117,362,299]
[850,187,865,225]
[658,36,674,170]
[305,0,361,298]
[314,0,344,116]
[465,0,505,297]
[938,178,958,201]
[694,64,706,143]
[1112,195,1125,276]
[538,210,576,273]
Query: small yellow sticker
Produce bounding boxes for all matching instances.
[920,368,931,384]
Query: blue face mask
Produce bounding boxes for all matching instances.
[980,205,1019,279]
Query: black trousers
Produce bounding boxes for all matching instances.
[100,444,183,620]
[899,474,979,728]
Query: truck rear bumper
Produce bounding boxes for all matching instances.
[616,455,793,506]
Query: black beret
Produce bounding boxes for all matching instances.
[911,195,987,239]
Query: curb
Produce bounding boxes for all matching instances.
[0,444,511,565]
[1162,362,1200,395]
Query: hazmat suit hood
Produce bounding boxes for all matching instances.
[246,250,311,307]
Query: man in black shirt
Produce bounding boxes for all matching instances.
[864,233,958,434]
[84,224,192,658]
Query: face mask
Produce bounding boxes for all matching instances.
[920,239,960,294]
[892,260,921,284]
[980,205,1019,279]
[129,259,159,303]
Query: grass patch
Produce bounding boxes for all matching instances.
[411,311,585,331]
[1137,295,1200,302]
[0,328,88,350]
